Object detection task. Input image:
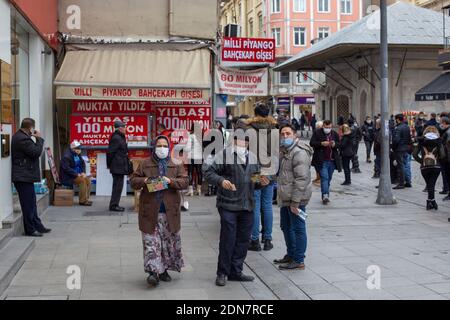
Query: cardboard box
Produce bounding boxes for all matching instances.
[54,189,74,206]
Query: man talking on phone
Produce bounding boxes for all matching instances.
[204,132,269,287]
[11,118,51,237]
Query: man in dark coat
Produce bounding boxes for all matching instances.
[348,118,362,173]
[107,120,130,211]
[11,118,51,237]
[310,120,341,205]
[60,141,92,206]
[361,116,375,163]
[204,134,268,287]
[391,114,412,189]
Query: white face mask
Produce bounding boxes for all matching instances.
[235,146,247,158]
[323,128,332,134]
[155,147,169,159]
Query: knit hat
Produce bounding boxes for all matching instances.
[114,120,126,128]
[254,104,270,117]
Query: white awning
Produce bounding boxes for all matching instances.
[55,48,212,101]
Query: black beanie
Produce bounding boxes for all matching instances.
[254,104,270,117]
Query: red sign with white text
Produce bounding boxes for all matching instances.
[72,100,153,114]
[155,105,211,144]
[70,115,149,147]
[222,37,275,63]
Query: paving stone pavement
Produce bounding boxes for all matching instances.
[1,144,450,300]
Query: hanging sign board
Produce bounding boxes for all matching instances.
[215,67,268,96]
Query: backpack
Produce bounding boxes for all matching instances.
[423,147,437,167]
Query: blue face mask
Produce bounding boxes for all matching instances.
[281,138,294,147]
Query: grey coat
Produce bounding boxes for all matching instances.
[277,139,313,208]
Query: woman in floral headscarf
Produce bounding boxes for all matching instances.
[130,135,189,287]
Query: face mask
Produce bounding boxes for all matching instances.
[323,128,331,135]
[235,146,247,157]
[281,138,294,147]
[155,147,169,159]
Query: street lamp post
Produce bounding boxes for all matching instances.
[376,0,396,205]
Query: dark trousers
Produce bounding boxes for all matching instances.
[421,167,441,200]
[364,140,373,160]
[394,151,407,186]
[14,182,45,235]
[217,208,253,277]
[351,143,360,170]
[342,156,352,183]
[188,161,203,186]
[110,174,125,208]
[441,162,449,193]
[374,154,381,176]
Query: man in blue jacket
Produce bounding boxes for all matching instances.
[60,141,92,206]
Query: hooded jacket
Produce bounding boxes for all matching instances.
[244,116,278,176]
[412,133,445,169]
[277,139,313,208]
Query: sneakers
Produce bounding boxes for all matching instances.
[186,185,194,196]
[273,255,293,264]
[322,195,330,205]
[263,239,273,251]
[248,239,262,251]
[159,270,172,282]
[146,272,159,287]
[279,261,305,270]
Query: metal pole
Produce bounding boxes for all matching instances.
[376,0,396,205]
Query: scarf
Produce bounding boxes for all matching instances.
[152,135,171,202]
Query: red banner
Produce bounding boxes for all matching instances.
[222,37,275,63]
[72,100,153,114]
[70,115,149,147]
[155,105,211,144]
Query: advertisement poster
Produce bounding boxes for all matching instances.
[72,100,153,114]
[215,67,268,96]
[70,115,149,147]
[221,37,275,63]
[155,105,211,144]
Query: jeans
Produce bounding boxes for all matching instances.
[403,153,412,185]
[217,209,254,277]
[342,156,352,183]
[251,183,274,241]
[320,160,335,198]
[13,182,45,235]
[280,206,307,264]
[421,167,441,200]
[365,140,373,160]
[394,151,407,186]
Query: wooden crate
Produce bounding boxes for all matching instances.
[54,189,74,206]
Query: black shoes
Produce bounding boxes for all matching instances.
[443,195,450,201]
[322,196,330,205]
[393,185,405,190]
[426,200,438,210]
[26,231,43,237]
[146,272,159,287]
[38,228,52,234]
[228,274,255,282]
[215,274,227,286]
[341,181,351,186]
[405,183,412,188]
[273,255,293,264]
[110,205,125,212]
[279,261,305,270]
[263,239,273,251]
[352,168,362,174]
[248,239,262,252]
[159,270,172,282]
[439,190,449,195]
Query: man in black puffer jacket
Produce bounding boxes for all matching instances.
[107,120,130,212]
[11,118,51,237]
[392,114,412,189]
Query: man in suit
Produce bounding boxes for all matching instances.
[107,120,130,212]
[11,118,51,237]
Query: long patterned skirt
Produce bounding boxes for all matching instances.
[142,213,184,274]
